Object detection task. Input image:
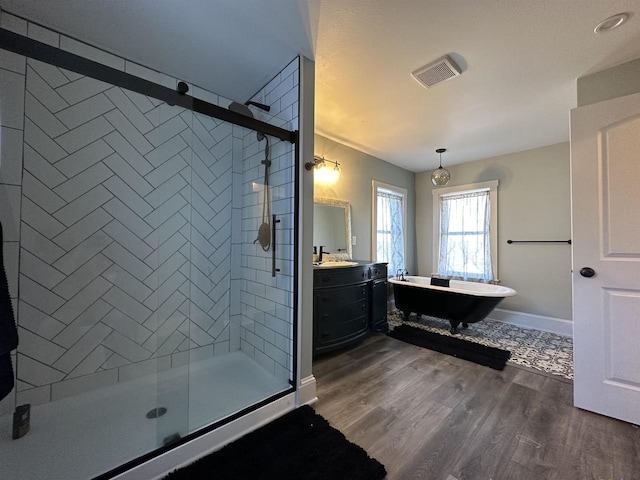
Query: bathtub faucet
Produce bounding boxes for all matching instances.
[397,269,409,281]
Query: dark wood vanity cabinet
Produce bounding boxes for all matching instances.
[313,262,388,356]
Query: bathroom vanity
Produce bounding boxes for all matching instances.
[312,261,388,356]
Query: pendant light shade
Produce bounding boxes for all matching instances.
[431,148,450,186]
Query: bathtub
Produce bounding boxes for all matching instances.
[389,276,517,334]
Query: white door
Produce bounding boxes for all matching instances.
[571,91,640,425]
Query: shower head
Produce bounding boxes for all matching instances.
[228,101,254,118]
[227,102,267,143]
[245,100,271,112]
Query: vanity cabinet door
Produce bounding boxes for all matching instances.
[370,279,388,332]
[313,283,369,355]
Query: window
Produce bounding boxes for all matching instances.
[433,180,498,282]
[372,181,406,276]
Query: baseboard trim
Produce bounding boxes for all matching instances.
[114,393,296,480]
[297,374,317,406]
[487,308,573,337]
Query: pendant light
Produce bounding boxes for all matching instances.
[431,148,450,186]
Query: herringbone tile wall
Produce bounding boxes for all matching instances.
[14,57,237,404]
[0,13,299,415]
[237,57,298,381]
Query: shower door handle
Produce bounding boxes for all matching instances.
[272,214,281,277]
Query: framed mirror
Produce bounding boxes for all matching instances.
[313,197,352,259]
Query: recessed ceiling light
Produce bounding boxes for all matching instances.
[594,13,630,33]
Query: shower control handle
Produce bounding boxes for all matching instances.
[580,267,595,278]
[272,215,281,277]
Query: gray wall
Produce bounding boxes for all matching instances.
[416,142,572,320]
[313,134,417,273]
[577,57,640,107]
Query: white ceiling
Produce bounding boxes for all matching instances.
[3,0,640,172]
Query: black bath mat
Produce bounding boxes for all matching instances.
[389,324,511,370]
[163,405,386,480]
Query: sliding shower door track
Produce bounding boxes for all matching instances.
[0,27,298,143]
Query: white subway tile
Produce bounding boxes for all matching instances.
[53,253,112,300]
[0,127,23,185]
[55,115,115,154]
[0,68,24,129]
[20,248,65,290]
[66,345,113,379]
[0,12,27,35]
[18,327,65,364]
[54,185,112,229]
[26,65,69,113]
[56,92,115,130]
[52,276,112,324]
[18,301,65,340]
[26,23,58,47]
[60,36,125,71]
[0,49,25,74]
[17,354,65,386]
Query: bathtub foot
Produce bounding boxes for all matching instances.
[402,310,411,320]
[462,322,469,329]
[449,320,461,334]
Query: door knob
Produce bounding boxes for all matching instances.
[580,267,595,278]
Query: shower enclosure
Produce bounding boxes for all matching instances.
[0,21,299,480]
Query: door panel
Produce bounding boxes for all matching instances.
[571,91,640,425]
[602,115,640,256]
[604,288,640,385]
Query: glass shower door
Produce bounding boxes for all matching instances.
[185,111,296,432]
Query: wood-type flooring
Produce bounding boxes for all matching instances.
[313,334,640,480]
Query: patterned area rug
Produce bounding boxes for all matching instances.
[388,311,573,379]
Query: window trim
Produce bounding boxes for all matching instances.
[372,180,407,275]
[432,180,499,281]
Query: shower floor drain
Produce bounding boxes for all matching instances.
[146,407,167,419]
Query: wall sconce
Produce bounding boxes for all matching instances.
[305,156,340,183]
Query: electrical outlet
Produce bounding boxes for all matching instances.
[352,236,357,245]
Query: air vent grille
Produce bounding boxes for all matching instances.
[411,55,462,88]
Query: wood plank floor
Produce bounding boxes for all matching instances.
[312,333,640,480]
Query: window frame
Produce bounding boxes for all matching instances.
[372,180,408,277]
[432,180,499,281]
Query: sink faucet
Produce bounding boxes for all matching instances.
[319,246,329,262]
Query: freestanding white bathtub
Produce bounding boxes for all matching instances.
[389,275,517,334]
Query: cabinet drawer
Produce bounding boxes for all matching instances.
[371,264,387,280]
[315,283,367,306]
[314,266,369,287]
[315,314,368,348]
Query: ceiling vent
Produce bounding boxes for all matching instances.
[411,55,462,88]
